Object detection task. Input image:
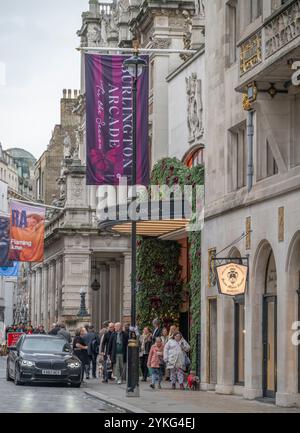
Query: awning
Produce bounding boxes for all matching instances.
[99,219,189,238]
[97,198,191,238]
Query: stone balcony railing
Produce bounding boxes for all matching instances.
[239,0,300,79]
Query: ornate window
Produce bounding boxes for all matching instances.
[184,147,204,168]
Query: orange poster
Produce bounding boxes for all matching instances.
[9,200,45,263]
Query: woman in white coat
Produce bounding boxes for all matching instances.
[163,332,190,390]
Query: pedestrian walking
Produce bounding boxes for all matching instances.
[26,325,34,335]
[139,327,152,382]
[147,337,165,390]
[164,332,190,390]
[108,322,128,385]
[84,325,100,379]
[49,323,60,335]
[152,319,162,344]
[168,325,178,340]
[161,327,169,345]
[99,321,109,340]
[100,322,115,382]
[33,324,46,335]
[57,323,72,343]
[73,327,89,381]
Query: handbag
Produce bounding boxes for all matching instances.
[184,353,191,370]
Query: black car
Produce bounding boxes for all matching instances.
[6,334,82,387]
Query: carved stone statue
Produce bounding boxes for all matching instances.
[186,73,203,141]
[195,0,205,17]
[87,24,102,46]
[101,17,109,44]
[63,133,72,159]
[73,130,81,160]
[181,11,193,58]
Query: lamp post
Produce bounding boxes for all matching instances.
[123,47,147,398]
[77,287,89,317]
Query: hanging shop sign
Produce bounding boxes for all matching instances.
[216,262,248,297]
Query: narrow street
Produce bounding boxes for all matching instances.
[0,357,123,413]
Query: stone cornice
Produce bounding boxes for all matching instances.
[130,0,195,34]
[166,47,204,82]
[205,170,300,222]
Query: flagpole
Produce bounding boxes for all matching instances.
[77,47,198,55]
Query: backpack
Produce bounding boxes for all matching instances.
[91,338,99,355]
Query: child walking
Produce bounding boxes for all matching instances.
[147,337,164,390]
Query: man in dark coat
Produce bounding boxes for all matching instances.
[100,322,115,382]
[152,318,162,344]
[48,323,60,336]
[108,322,128,384]
[57,323,72,343]
[83,325,100,379]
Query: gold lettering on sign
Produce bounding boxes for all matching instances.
[246,217,251,250]
[278,207,284,242]
[240,32,262,76]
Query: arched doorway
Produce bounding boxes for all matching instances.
[228,248,245,386]
[263,250,277,398]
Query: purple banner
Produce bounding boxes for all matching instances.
[85,54,149,186]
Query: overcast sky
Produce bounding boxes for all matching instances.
[0,0,92,159]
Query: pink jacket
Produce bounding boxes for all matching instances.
[147,344,164,369]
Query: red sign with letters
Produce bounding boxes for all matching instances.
[7,332,24,347]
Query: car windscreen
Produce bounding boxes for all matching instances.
[22,338,70,353]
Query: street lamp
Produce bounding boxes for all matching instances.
[91,279,101,292]
[123,47,147,398]
[77,287,89,317]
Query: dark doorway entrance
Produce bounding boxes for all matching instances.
[262,251,277,399]
[179,312,189,342]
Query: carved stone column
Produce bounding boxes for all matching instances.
[30,271,35,325]
[122,252,132,324]
[109,261,117,322]
[115,259,122,323]
[36,268,42,326]
[55,257,62,322]
[43,265,49,329]
[49,262,56,326]
[119,259,124,323]
[100,264,109,324]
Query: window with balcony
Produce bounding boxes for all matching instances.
[228,123,247,191]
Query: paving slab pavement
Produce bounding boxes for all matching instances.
[84,379,300,413]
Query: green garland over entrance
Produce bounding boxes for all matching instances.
[136,157,204,370]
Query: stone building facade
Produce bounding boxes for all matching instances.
[35,89,80,206]
[201,0,300,407]
[29,0,206,333]
[0,145,36,328]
